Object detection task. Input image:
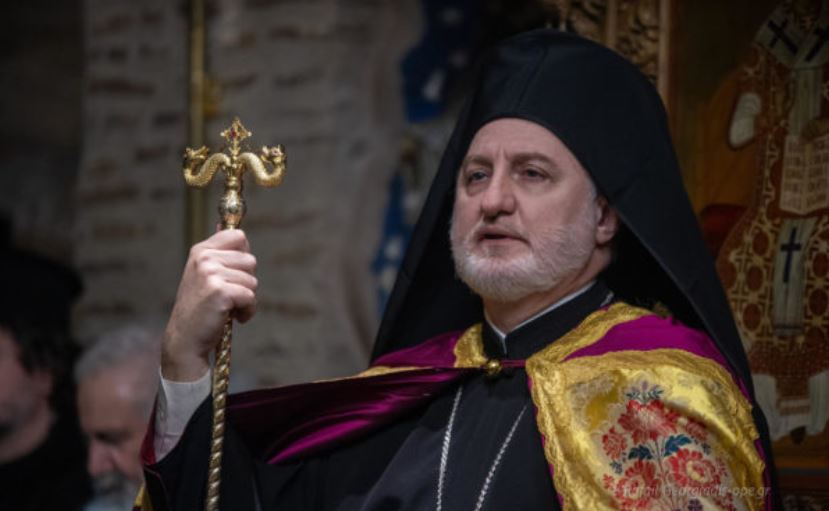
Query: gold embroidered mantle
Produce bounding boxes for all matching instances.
[454,303,767,510]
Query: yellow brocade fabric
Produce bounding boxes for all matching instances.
[134,485,154,511]
[452,323,488,368]
[530,349,765,510]
[454,303,767,510]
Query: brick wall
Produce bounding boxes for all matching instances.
[78,0,419,388]
[77,0,187,340]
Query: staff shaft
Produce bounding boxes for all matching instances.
[206,318,233,511]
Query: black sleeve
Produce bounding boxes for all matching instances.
[142,397,319,511]
[142,397,259,510]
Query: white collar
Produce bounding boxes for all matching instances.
[484,280,597,345]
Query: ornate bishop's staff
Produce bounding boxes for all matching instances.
[182,117,286,511]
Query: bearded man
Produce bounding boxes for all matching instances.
[138,30,780,510]
[76,326,160,511]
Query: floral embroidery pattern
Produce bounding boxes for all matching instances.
[599,382,736,510]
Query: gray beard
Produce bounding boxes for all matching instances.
[450,212,596,303]
[86,471,140,511]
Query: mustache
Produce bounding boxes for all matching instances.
[467,221,526,242]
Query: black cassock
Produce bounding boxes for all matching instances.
[144,282,615,511]
[0,414,91,511]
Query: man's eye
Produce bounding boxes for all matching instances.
[466,170,488,183]
[522,168,546,179]
[96,431,128,446]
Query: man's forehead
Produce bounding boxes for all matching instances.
[461,118,585,170]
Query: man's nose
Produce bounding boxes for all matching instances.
[87,440,114,478]
[480,171,516,218]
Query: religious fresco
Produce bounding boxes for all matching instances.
[672,0,829,506]
[713,0,829,446]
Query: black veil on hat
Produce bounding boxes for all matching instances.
[372,29,779,499]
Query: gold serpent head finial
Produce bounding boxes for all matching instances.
[181,117,286,228]
[184,145,210,166]
[260,144,286,168]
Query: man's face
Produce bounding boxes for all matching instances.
[451,118,603,302]
[0,328,50,440]
[77,367,148,499]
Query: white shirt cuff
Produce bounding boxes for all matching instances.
[153,368,212,461]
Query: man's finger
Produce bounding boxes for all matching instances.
[218,267,258,291]
[223,283,257,322]
[197,249,257,273]
[199,229,251,252]
[234,299,257,323]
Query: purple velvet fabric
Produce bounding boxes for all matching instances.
[372,330,463,368]
[224,329,528,465]
[226,331,468,464]
[235,368,471,464]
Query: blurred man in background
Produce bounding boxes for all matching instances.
[76,325,160,511]
[0,240,91,511]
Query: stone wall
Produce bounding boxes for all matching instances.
[0,1,82,262]
[78,0,419,388]
[76,0,188,342]
[205,0,419,387]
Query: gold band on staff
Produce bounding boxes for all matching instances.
[182,117,286,511]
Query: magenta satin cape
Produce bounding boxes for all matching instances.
[140,313,771,510]
[140,329,528,467]
[140,331,474,466]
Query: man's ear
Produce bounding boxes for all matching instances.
[595,196,619,245]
